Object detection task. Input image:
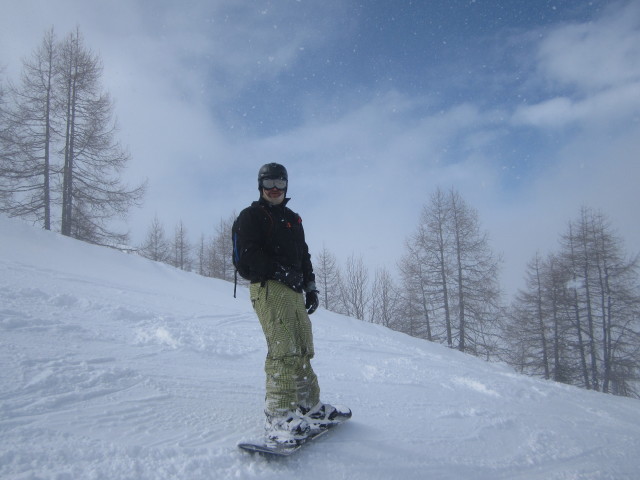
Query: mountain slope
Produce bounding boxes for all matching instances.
[1,215,639,480]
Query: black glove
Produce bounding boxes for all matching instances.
[305,290,319,315]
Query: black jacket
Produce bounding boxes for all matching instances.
[234,197,315,292]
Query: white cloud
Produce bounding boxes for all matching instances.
[512,81,640,128]
[494,2,640,293]
[513,1,640,129]
[536,1,640,91]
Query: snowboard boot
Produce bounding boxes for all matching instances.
[264,410,311,447]
[297,401,352,431]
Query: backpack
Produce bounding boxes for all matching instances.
[232,216,251,282]
[232,205,273,297]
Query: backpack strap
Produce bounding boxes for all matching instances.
[233,269,237,298]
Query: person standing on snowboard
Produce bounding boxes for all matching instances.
[233,162,351,445]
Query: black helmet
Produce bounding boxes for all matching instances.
[258,163,288,183]
[258,163,288,193]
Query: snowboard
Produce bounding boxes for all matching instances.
[238,418,348,457]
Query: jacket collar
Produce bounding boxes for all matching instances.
[256,196,290,208]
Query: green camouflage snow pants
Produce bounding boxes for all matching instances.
[250,280,320,415]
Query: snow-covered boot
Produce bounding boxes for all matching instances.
[264,410,311,446]
[298,402,352,430]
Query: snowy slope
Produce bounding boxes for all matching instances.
[1,215,640,480]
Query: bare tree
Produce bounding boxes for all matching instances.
[204,235,218,278]
[217,214,235,281]
[506,208,640,398]
[339,254,369,321]
[171,220,192,271]
[561,208,640,395]
[56,28,145,243]
[397,241,434,340]
[196,233,207,276]
[506,253,553,379]
[400,187,502,358]
[0,66,12,207]
[314,245,341,311]
[447,189,502,357]
[561,221,593,389]
[370,267,401,328]
[1,27,145,242]
[417,189,454,345]
[1,29,58,228]
[544,253,571,384]
[203,214,235,281]
[138,215,171,263]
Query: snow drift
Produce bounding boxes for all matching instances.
[1,215,639,480]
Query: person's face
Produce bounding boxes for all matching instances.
[261,177,287,205]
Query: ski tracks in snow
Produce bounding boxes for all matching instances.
[0,263,261,478]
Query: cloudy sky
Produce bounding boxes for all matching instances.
[1,0,639,296]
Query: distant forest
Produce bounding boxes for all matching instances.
[136,192,640,399]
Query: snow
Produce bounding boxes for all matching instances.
[1,215,640,480]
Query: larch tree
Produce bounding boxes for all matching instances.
[401,187,502,359]
[171,220,192,271]
[339,254,369,321]
[505,208,640,398]
[1,27,145,243]
[1,29,58,229]
[138,215,171,263]
[314,245,341,311]
[56,28,144,243]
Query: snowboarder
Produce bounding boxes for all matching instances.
[233,162,351,446]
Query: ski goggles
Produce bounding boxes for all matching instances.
[261,178,287,190]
